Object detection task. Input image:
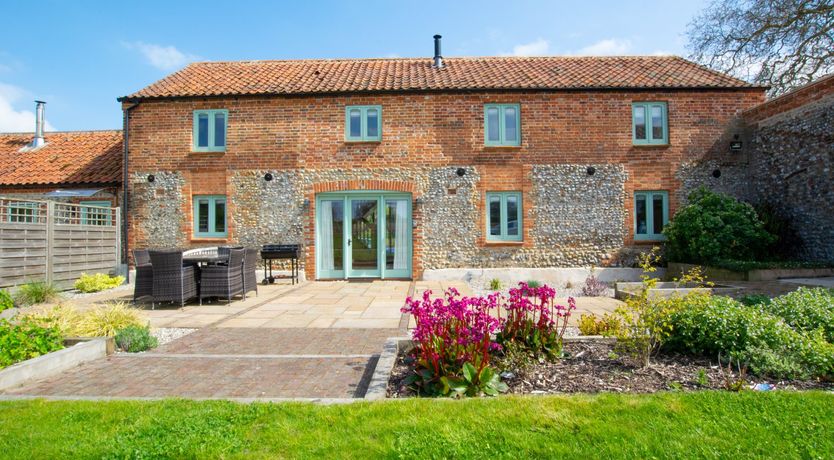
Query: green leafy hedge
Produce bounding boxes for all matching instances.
[766,287,834,343]
[711,259,832,272]
[0,319,64,369]
[664,294,834,379]
[662,188,775,265]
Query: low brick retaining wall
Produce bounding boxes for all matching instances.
[668,263,834,282]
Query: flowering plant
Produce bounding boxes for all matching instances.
[497,282,576,359]
[401,288,506,396]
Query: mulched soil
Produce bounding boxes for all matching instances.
[387,340,833,397]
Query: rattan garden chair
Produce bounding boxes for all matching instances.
[133,249,153,302]
[242,248,259,298]
[148,249,198,309]
[199,248,245,304]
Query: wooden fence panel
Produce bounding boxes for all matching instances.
[0,198,121,290]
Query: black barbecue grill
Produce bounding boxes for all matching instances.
[260,244,300,285]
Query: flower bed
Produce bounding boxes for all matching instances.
[387,339,832,396]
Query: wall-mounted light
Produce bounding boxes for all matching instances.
[264,172,273,181]
[712,169,722,178]
[586,166,596,176]
[729,141,743,152]
[456,167,466,177]
[147,174,155,183]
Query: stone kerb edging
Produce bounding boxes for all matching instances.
[0,337,111,392]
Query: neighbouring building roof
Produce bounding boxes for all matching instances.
[0,130,123,186]
[120,56,762,101]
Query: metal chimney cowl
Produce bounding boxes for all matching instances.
[433,34,443,69]
[30,100,46,149]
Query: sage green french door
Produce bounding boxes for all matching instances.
[316,192,412,279]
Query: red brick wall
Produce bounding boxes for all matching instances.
[125,88,765,277]
[743,74,834,123]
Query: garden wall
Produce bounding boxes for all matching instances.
[742,75,834,263]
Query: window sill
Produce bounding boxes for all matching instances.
[345,140,382,144]
[190,237,230,243]
[631,143,669,148]
[634,238,666,244]
[484,240,524,247]
[191,150,227,154]
[483,145,522,150]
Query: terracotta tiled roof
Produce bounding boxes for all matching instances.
[0,130,122,186]
[121,56,760,100]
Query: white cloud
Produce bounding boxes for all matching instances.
[0,83,56,133]
[507,38,550,56]
[123,41,199,71]
[576,38,633,56]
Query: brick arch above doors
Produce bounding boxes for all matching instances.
[312,180,415,194]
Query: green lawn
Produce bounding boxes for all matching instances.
[1,392,832,459]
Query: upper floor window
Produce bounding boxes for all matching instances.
[632,102,667,145]
[193,110,227,152]
[634,191,668,240]
[345,105,382,142]
[484,104,521,146]
[193,195,227,238]
[486,191,522,242]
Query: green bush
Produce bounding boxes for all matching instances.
[114,325,158,352]
[738,294,771,306]
[766,287,834,342]
[525,280,541,289]
[13,281,60,306]
[711,259,831,272]
[74,273,125,293]
[662,188,775,264]
[0,290,13,312]
[0,319,64,369]
[664,294,834,378]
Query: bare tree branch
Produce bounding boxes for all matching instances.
[687,0,834,96]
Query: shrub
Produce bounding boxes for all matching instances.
[738,294,772,306]
[115,324,158,352]
[662,188,775,264]
[766,287,834,343]
[580,274,608,296]
[608,248,682,367]
[487,278,502,291]
[525,280,541,289]
[22,302,143,337]
[497,282,575,360]
[577,313,622,336]
[665,294,834,378]
[0,319,63,369]
[13,281,60,306]
[401,288,506,397]
[0,289,13,312]
[74,273,125,293]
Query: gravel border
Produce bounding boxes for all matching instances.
[152,328,197,347]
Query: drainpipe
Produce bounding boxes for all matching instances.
[121,101,139,283]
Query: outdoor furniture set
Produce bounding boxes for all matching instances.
[132,247,259,308]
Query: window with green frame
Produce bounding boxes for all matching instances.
[484,103,521,146]
[486,191,522,241]
[632,102,668,145]
[193,109,228,152]
[634,191,669,240]
[345,105,382,142]
[193,195,227,238]
[7,202,37,223]
[79,200,112,226]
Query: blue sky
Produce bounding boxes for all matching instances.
[0,0,708,132]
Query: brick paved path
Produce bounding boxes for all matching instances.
[3,328,401,400]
